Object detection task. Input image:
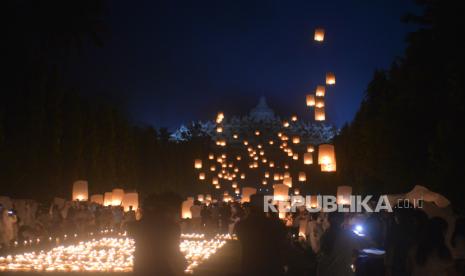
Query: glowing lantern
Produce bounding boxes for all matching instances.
[269,161,275,168]
[315,107,325,121]
[273,184,289,201]
[233,134,238,139]
[284,177,293,188]
[198,194,204,202]
[315,97,325,108]
[90,194,103,205]
[235,188,240,194]
[303,152,313,165]
[314,28,325,42]
[318,144,336,165]
[269,140,274,145]
[283,121,290,128]
[337,186,352,205]
[284,172,291,178]
[236,155,242,161]
[206,194,212,201]
[122,192,139,212]
[298,172,307,182]
[216,112,224,123]
[232,182,238,189]
[273,173,281,181]
[291,115,298,122]
[306,94,316,107]
[326,72,336,85]
[284,164,289,169]
[181,197,194,219]
[72,180,88,201]
[212,177,219,185]
[321,162,337,172]
[243,140,249,146]
[111,188,125,206]
[294,188,300,195]
[194,159,202,169]
[216,126,223,133]
[316,85,326,97]
[199,172,206,180]
[208,153,214,160]
[240,173,245,179]
[103,192,112,206]
[210,165,216,172]
[293,153,299,160]
[265,171,270,178]
[215,184,220,189]
[255,130,261,136]
[241,187,257,203]
[292,136,301,144]
[307,145,315,152]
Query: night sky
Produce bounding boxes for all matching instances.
[71,0,418,130]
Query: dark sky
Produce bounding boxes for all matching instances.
[72,0,418,129]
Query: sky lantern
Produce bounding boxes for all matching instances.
[294,188,300,195]
[216,112,224,123]
[198,194,204,202]
[284,177,293,188]
[181,197,194,219]
[284,171,291,178]
[210,165,216,171]
[199,172,206,180]
[291,115,298,122]
[240,173,246,179]
[103,192,112,206]
[283,121,290,128]
[232,182,238,188]
[307,145,315,153]
[298,172,307,182]
[315,107,325,121]
[235,188,240,195]
[215,184,221,189]
[111,188,125,206]
[304,152,313,165]
[292,136,300,144]
[269,161,275,167]
[269,140,274,145]
[194,159,202,169]
[306,94,316,107]
[316,85,326,97]
[122,192,139,212]
[212,177,219,185]
[243,140,249,146]
[273,184,289,202]
[337,186,352,205]
[208,153,214,160]
[72,180,88,201]
[255,130,261,136]
[262,179,267,185]
[90,194,103,205]
[293,153,299,160]
[233,134,238,139]
[315,97,325,108]
[265,171,270,178]
[216,126,223,133]
[284,164,289,169]
[241,187,257,203]
[236,155,242,161]
[326,72,336,85]
[314,28,325,42]
[274,173,281,181]
[318,144,336,165]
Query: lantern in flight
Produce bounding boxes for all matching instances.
[199,172,206,180]
[283,121,290,128]
[306,94,315,107]
[314,28,325,42]
[194,159,202,169]
[273,184,289,201]
[337,186,352,205]
[241,187,257,203]
[291,115,298,122]
[122,192,139,212]
[212,177,219,185]
[298,172,307,182]
[90,194,103,205]
[72,180,88,201]
[315,107,325,121]
[181,197,194,219]
[315,97,325,108]
[307,145,314,153]
[326,72,336,85]
[216,112,224,123]
[112,188,125,206]
[284,177,293,188]
[208,153,214,160]
[304,152,313,165]
[316,85,325,97]
[292,136,301,144]
[103,192,113,206]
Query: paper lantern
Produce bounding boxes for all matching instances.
[298,172,307,182]
[326,72,336,85]
[233,134,238,139]
[264,171,270,178]
[294,188,300,195]
[315,97,325,108]
[291,115,298,122]
[235,188,240,194]
[284,172,291,178]
[255,130,261,136]
[102,192,112,206]
[241,187,257,203]
[293,153,299,160]
[199,172,206,180]
[208,153,214,160]
[307,145,314,153]
[269,140,274,145]
[303,152,313,165]
[314,28,325,42]
[72,180,88,201]
[236,155,242,161]
[269,161,275,168]
[337,186,352,205]
[90,194,104,205]
[243,140,249,146]
[315,107,325,121]
[216,126,223,133]
[292,136,301,144]
[194,159,202,169]
[240,173,245,179]
[212,177,219,185]
[306,94,316,107]
[210,165,216,172]
[205,194,212,201]
[273,184,289,201]
[262,179,267,185]
[284,164,289,169]
[215,184,220,189]
[232,182,238,189]
[283,177,293,188]
[112,188,125,206]
[198,194,204,202]
[216,112,224,123]
[316,85,326,97]
[318,144,336,165]
[122,192,139,212]
[181,198,194,219]
[283,121,290,128]
[321,163,337,172]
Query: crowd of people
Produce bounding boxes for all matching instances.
[0,200,137,252]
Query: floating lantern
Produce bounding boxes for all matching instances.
[318,144,336,165]
[210,165,216,172]
[284,164,289,169]
[240,173,245,179]
[269,161,275,168]
[326,72,336,85]
[262,179,267,185]
[293,153,299,160]
[269,140,274,145]
[215,184,220,189]
[273,184,289,201]
[236,155,242,161]
[235,188,240,194]
[216,126,223,133]
[265,171,270,178]
[255,130,261,136]
[198,194,204,202]
[90,194,103,205]
[103,192,112,206]
[122,192,139,212]
[294,188,300,195]
[112,188,125,206]
[216,112,224,123]
[243,140,249,146]
[303,152,313,165]
[291,115,298,122]
[284,177,293,188]
[298,172,307,182]
[337,186,352,205]
[315,97,325,108]
[316,85,326,97]
[321,163,337,172]
[232,182,238,189]
[292,136,301,144]
[274,173,281,181]
[206,194,212,201]
[314,28,325,42]
[212,177,219,185]
[241,187,257,203]
[233,134,238,139]
[194,159,202,169]
[199,172,206,180]
[72,180,88,201]
[208,153,214,160]
[306,94,316,107]
[283,121,290,128]
[315,107,325,121]
[307,145,314,152]
[181,198,194,219]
